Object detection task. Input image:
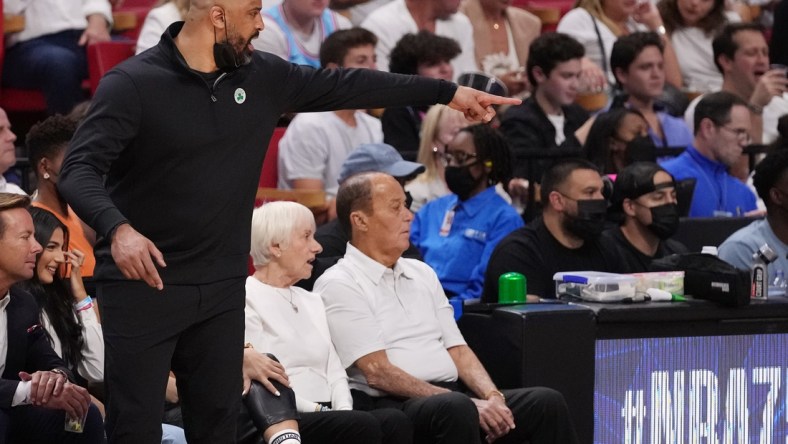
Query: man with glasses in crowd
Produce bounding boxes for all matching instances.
[661,91,758,217]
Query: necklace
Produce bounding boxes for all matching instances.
[279,287,298,313]
[493,22,500,30]
[263,281,299,313]
[258,276,300,313]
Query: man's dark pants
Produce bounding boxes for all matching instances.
[353,387,579,444]
[98,279,245,444]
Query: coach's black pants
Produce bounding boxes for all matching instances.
[98,279,246,444]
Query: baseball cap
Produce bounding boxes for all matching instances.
[338,143,426,184]
[610,162,675,212]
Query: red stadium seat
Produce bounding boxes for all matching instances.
[0,0,47,113]
[112,0,158,41]
[87,40,136,95]
[258,126,286,189]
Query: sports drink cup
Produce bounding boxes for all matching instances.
[498,272,527,303]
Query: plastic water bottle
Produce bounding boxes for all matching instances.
[751,244,777,300]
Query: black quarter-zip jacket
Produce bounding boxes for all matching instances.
[60,22,456,285]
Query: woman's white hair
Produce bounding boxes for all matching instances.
[250,201,316,267]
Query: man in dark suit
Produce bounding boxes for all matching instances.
[0,192,104,443]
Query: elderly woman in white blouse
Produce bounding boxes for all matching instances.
[245,201,412,444]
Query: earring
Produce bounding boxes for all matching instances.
[43,173,50,179]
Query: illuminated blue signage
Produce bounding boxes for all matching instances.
[595,335,788,443]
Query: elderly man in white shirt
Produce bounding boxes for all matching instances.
[3,0,113,114]
[314,172,579,444]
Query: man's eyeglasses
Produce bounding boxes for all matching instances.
[436,150,479,167]
[718,125,752,145]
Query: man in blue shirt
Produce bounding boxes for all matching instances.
[661,91,757,217]
[611,32,693,149]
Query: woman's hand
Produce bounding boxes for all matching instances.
[242,349,290,396]
[579,57,607,93]
[66,249,89,300]
[633,1,664,31]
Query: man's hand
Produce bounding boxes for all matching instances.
[111,223,166,289]
[471,396,516,443]
[48,382,91,421]
[750,68,788,109]
[448,86,521,122]
[79,14,111,46]
[242,349,290,396]
[20,370,66,406]
[165,373,179,404]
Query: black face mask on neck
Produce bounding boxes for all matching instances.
[213,14,251,72]
[646,202,680,239]
[213,41,241,72]
[445,165,483,201]
[564,199,608,241]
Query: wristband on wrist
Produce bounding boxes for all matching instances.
[74,296,93,311]
[750,103,764,115]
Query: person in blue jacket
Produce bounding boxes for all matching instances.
[411,124,524,302]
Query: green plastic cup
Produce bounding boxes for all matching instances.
[499,272,527,303]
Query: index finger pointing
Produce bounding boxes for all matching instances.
[481,94,522,107]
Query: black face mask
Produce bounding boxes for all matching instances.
[445,165,482,201]
[564,199,608,240]
[625,135,657,164]
[213,16,253,72]
[646,202,680,239]
[214,41,242,72]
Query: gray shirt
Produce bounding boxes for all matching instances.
[718,218,788,290]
